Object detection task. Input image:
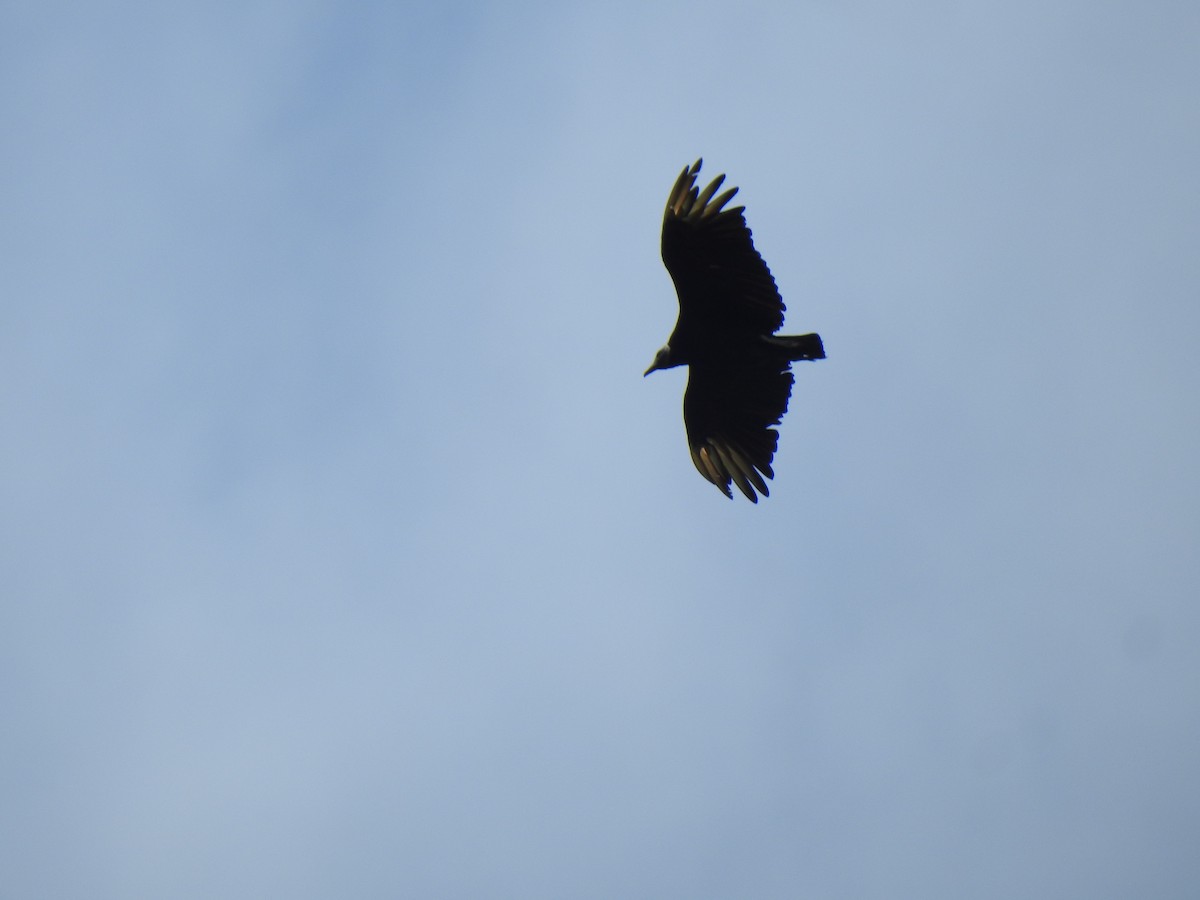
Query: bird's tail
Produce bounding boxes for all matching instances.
[765,332,825,361]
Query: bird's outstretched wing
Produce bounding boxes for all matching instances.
[683,358,795,502]
[661,159,785,341]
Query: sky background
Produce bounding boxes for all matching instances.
[3,1,1199,897]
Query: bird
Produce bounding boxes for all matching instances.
[645,159,825,502]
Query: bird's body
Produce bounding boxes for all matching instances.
[645,159,824,502]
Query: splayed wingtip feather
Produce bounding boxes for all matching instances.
[693,174,725,211]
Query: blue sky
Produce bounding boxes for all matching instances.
[4,2,1199,897]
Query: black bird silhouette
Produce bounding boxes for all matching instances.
[645,159,825,502]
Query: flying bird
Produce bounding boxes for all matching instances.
[645,159,825,502]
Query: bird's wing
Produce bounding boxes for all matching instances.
[661,159,785,339]
[683,358,795,502]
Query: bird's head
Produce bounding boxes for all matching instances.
[644,345,674,377]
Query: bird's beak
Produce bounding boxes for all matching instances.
[645,346,670,376]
